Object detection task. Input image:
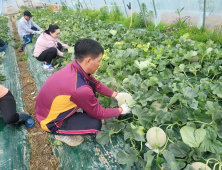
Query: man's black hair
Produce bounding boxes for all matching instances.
[74,38,104,62]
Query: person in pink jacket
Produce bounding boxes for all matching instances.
[35,38,131,146]
[33,24,69,70]
[0,84,34,128]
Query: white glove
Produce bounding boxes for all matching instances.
[35,31,41,34]
[119,103,131,115]
[115,92,129,101]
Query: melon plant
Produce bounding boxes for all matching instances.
[191,162,211,170]
[146,127,166,148]
[151,101,168,112]
[117,93,133,107]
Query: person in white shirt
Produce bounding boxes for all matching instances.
[18,11,43,52]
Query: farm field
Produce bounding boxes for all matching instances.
[1,6,222,170]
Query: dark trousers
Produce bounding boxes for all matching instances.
[23,26,37,44]
[0,44,6,52]
[0,91,19,124]
[36,43,62,64]
[52,80,99,136]
[53,111,102,136]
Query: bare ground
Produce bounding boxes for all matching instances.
[10,15,59,170]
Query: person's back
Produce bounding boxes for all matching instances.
[36,62,78,132]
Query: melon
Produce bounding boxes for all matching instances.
[123,78,129,84]
[146,127,166,148]
[111,80,116,88]
[118,93,133,107]
[191,162,211,170]
[151,101,168,113]
[191,56,199,62]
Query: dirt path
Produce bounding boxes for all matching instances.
[10,15,59,170]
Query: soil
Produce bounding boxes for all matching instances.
[10,15,59,170]
[47,4,62,11]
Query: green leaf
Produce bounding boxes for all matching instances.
[198,92,207,102]
[184,164,195,170]
[183,87,199,100]
[54,140,63,146]
[162,150,176,162]
[146,77,158,87]
[200,138,222,154]
[206,47,213,55]
[68,47,74,54]
[155,157,164,164]
[134,58,156,70]
[96,120,125,145]
[180,126,206,148]
[213,86,222,98]
[146,91,162,101]
[191,148,201,161]
[100,77,115,86]
[96,130,109,145]
[162,150,180,170]
[184,51,198,61]
[212,110,222,138]
[168,141,190,158]
[126,100,137,107]
[171,109,188,124]
[109,29,117,36]
[117,144,138,170]
[124,124,145,142]
[168,93,184,107]
[132,105,154,127]
[144,150,154,170]
[200,126,222,154]
[179,64,185,71]
[205,101,221,115]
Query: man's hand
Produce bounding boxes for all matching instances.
[35,31,41,34]
[119,103,131,114]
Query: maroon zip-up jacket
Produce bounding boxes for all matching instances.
[35,60,119,133]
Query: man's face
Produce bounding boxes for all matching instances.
[87,53,102,74]
[24,15,31,21]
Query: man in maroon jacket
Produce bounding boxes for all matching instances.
[35,38,131,146]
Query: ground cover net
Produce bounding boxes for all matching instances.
[0,19,30,170]
[25,44,146,170]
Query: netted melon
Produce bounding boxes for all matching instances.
[151,101,168,113]
[118,93,133,107]
[146,127,166,148]
[191,162,211,170]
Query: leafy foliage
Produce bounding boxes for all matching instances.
[28,8,222,169]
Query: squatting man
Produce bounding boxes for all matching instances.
[35,38,131,146]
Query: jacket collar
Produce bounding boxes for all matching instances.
[72,60,91,82]
[42,32,57,41]
[22,17,29,24]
